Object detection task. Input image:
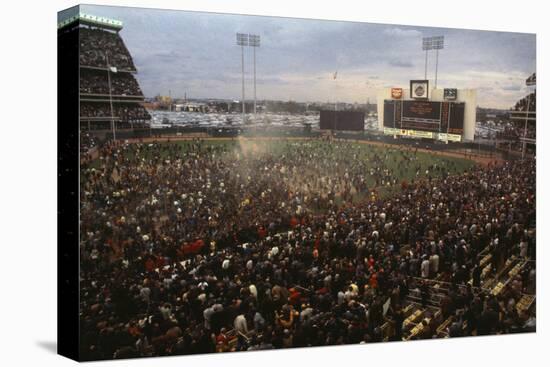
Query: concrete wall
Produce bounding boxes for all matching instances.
[377,88,477,141]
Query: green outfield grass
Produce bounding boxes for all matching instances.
[88,138,476,200]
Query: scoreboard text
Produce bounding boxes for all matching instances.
[384,100,465,136]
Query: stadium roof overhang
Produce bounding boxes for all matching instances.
[58,9,123,31]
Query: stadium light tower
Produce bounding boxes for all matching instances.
[422,36,444,88]
[422,37,432,80]
[236,33,249,123]
[432,36,444,88]
[249,34,260,117]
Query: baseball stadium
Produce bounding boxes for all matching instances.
[58,6,536,361]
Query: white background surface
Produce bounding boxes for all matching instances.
[0,0,547,365]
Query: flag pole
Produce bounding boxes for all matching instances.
[106,52,116,141]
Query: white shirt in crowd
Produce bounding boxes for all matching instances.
[140,287,151,303]
[429,254,439,274]
[421,259,430,278]
[249,284,258,299]
[222,259,230,270]
[234,314,248,334]
[520,241,528,257]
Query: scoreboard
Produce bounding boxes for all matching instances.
[383,99,465,138]
[320,110,365,131]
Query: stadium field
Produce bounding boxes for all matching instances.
[89,138,476,201]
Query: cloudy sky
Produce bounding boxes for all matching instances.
[82,5,536,109]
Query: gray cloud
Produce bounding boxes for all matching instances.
[502,84,522,91]
[82,4,536,108]
[389,60,414,68]
[383,27,422,38]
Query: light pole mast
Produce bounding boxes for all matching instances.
[422,36,444,88]
[242,44,245,123]
[333,71,338,130]
[237,33,249,124]
[432,36,444,88]
[435,48,439,88]
[254,47,256,117]
[422,37,431,80]
[249,34,260,117]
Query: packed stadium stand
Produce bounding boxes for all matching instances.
[77,139,536,360]
[79,27,137,71]
[58,12,151,134]
[80,68,143,96]
[498,73,536,156]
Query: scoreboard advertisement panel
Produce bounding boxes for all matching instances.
[383,127,462,142]
[383,99,465,139]
[401,100,441,131]
[448,102,465,135]
[320,110,365,131]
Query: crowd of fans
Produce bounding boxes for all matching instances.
[79,139,535,360]
[80,103,151,122]
[79,27,136,71]
[525,73,536,86]
[80,132,100,154]
[493,91,537,154]
[80,70,143,96]
[496,125,536,141]
[513,92,536,112]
